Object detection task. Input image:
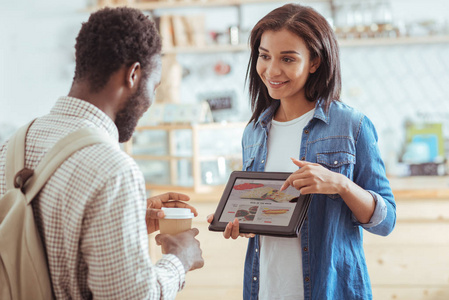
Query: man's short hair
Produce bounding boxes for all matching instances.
[74,7,161,92]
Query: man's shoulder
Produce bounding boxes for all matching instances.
[73,142,139,178]
[31,116,134,175]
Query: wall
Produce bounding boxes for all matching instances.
[1,0,449,165]
[0,0,89,138]
[166,0,449,172]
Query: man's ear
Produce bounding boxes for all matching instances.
[309,56,321,74]
[126,62,141,89]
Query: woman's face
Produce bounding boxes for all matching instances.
[256,28,319,103]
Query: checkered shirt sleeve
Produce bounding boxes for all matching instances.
[79,158,185,299]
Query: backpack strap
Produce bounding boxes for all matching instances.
[4,122,117,202]
[4,120,35,190]
[23,127,117,202]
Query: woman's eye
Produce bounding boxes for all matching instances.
[282,57,294,63]
[259,54,269,60]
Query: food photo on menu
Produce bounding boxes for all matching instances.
[219,179,300,226]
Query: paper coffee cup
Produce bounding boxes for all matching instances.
[159,207,194,235]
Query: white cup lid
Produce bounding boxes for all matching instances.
[161,207,194,219]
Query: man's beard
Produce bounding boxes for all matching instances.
[115,82,150,143]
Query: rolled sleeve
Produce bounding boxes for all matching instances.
[352,191,388,229]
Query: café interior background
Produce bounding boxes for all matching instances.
[2,1,449,299]
[2,0,449,184]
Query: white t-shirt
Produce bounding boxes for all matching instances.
[259,109,314,300]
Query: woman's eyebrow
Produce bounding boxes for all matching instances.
[280,50,300,55]
[259,47,300,55]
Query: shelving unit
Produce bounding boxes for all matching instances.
[89,0,327,11]
[162,43,249,54]
[125,122,246,194]
[88,0,449,52]
[338,34,449,47]
[160,35,449,54]
[95,0,449,196]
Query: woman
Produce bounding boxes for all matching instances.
[208,3,396,300]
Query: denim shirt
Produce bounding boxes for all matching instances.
[242,100,396,300]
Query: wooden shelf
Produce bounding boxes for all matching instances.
[133,154,240,161]
[145,183,226,194]
[389,175,449,199]
[135,122,247,131]
[133,154,193,160]
[88,0,327,11]
[160,35,449,54]
[163,43,249,54]
[339,35,449,47]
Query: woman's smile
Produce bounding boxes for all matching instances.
[266,79,289,88]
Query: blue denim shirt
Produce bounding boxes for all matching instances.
[242,100,396,300]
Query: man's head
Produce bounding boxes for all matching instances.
[74,7,162,142]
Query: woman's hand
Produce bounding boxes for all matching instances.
[146,192,198,234]
[206,214,255,239]
[280,158,347,195]
[281,158,376,223]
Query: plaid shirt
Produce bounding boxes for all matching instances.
[0,97,185,299]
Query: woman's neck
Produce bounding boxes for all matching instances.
[274,98,316,122]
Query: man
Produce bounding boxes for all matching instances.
[0,7,204,299]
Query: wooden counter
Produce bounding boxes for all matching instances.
[389,176,449,199]
[148,176,449,300]
[367,176,449,300]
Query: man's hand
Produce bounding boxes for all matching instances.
[146,192,198,234]
[155,228,204,272]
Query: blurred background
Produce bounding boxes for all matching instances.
[1,0,449,299]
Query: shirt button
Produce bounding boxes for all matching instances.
[261,160,265,164]
[253,277,258,281]
[255,249,258,253]
[333,160,338,165]
[304,129,309,134]
[305,276,310,282]
[301,156,305,160]
[303,247,308,252]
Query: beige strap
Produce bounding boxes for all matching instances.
[5,122,117,202]
[4,120,35,190]
[24,128,117,203]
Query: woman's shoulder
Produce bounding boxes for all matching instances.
[328,101,369,127]
[324,100,376,138]
[328,101,378,139]
[328,101,365,120]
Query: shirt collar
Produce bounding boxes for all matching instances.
[256,99,331,127]
[51,96,119,141]
[313,99,330,124]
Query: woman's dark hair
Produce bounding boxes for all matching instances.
[74,7,161,92]
[246,3,341,124]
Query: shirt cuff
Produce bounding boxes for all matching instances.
[352,191,387,229]
[161,254,186,291]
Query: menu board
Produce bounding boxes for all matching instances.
[209,171,311,238]
[218,178,300,226]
